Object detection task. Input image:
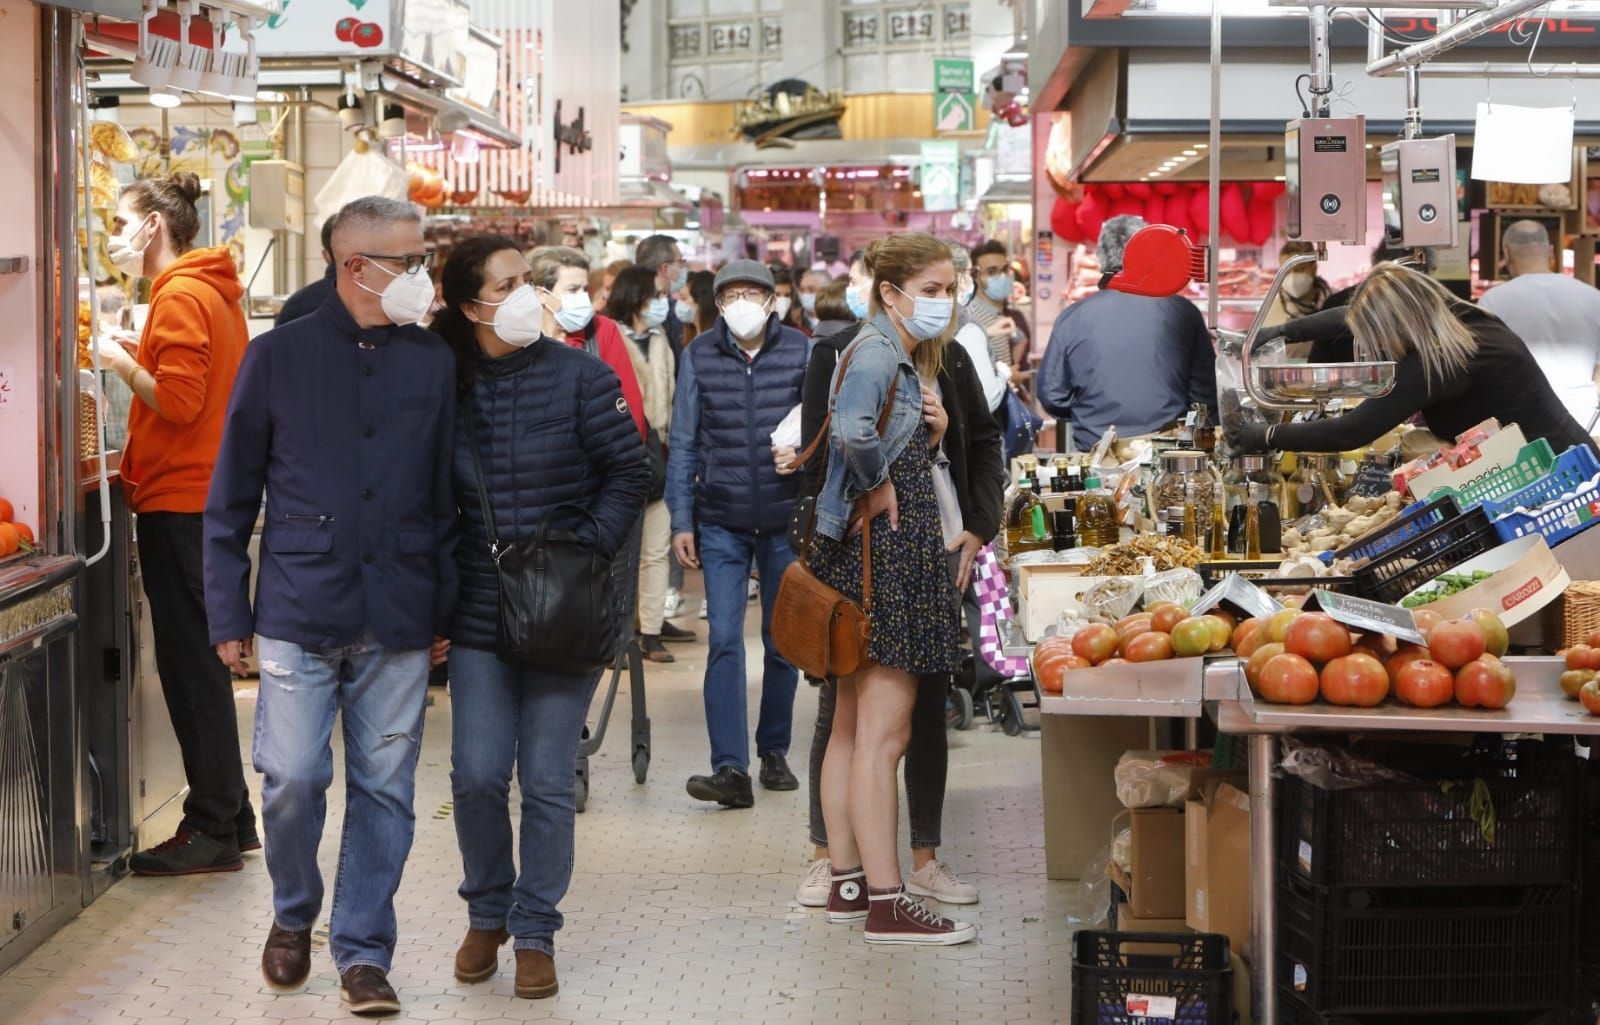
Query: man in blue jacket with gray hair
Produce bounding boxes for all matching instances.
[668,259,810,809]
[204,195,457,1017]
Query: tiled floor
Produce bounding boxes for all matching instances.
[0,600,1071,1025]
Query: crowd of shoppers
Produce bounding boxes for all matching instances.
[98,181,1058,1016]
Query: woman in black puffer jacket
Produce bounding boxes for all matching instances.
[430,236,650,1000]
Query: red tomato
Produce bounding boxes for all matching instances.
[1412,608,1443,638]
[1231,618,1261,653]
[1585,630,1600,650]
[1201,616,1233,653]
[1116,613,1153,636]
[1428,619,1487,670]
[1170,618,1214,658]
[1394,659,1454,708]
[1072,624,1119,665]
[1207,609,1237,632]
[1582,679,1600,715]
[1101,657,1129,667]
[1456,654,1516,710]
[1320,653,1390,707]
[1150,604,1188,634]
[1125,631,1175,663]
[1567,645,1600,672]
[1385,644,1431,684]
[1119,623,1158,657]
[1033,640,1077,694]
[1562,668,1595,699]
[1259,653,1320,705]
[1245,642,1286,691]
[1284,613,1353,663]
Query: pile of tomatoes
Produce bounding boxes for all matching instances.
[1235,606,1514,711]
[1033,602,1237,694]
[1557,633,1600,713]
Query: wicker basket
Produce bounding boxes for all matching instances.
[1563,581,1600,649]
[79,391,100,458]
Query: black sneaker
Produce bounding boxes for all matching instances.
[759,753,799,791]
[640,635,675,664]
[660,621,696,644]
[686,766,754,808]
[238,828,262,853]
[130,830,243,876]
[237,808,261,853]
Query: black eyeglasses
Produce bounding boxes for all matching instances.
[358,251,436,273]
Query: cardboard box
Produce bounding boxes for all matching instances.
[1399,533,1569,627]
[1405,423,1526,498]
[1186,779,1253,960]
[1109,806,1186,919]
[1112,900,1190,956]
[1015,565,1122,641]
[1042,713,1151,880]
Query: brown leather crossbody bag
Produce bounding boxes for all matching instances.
[771,340,895,680]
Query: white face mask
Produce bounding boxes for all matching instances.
[353,258,435,326]
[470,284,544,347]
[722,298,770,341]
[774,295,793,321]
[1283,272,1315,299]
[108,213,158,277]
[544,288,595,333]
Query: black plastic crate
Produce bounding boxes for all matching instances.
[1349,505,1496,605]
[1071,931,1232,1025]
[1579,756,1600,994]
[1279,876,1577,1016]
[1279,748,1581,889]
[1278,988,1574,1025]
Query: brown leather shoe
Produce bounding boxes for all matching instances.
[340,965,401,1016]
[261,923,311,992]
[453,926,508,983]
[514,948,559,999]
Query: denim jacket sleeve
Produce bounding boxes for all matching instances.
[830,334,899,494]
[665,344,700,536]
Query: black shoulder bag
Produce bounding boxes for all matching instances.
[465,395,617,675]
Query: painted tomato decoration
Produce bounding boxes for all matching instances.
[353,21,386,48]
[336,17,360,41]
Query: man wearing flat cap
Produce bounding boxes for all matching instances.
[666,260,811,809]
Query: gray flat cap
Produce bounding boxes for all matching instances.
[714,259,775,293]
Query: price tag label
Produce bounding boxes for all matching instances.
[1127,994,1179,1019]
[1192,575,1283,620]
[1303,589,1426,644]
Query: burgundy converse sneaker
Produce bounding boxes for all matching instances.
[825,866,868,924]
[864,887,978,946]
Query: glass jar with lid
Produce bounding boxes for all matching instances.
[1289,454,1346,518]
[1223,454,1286,518]
[1150,448,1221,537]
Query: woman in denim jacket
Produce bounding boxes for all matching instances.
[807,233,974,946]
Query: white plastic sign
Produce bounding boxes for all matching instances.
[1471,103,1575,184]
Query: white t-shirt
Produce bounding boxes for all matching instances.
[1479,273,1600,425]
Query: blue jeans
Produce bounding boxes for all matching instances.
[252,633,430,973]
[448,646,601,956]
[697,524,798,774]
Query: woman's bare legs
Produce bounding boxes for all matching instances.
[850,665,917,888]
[818,677,860,872]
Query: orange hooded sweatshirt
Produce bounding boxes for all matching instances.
[121,246,250,513]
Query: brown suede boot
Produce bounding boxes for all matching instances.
[514,948,559,999]
[453,926,508,983]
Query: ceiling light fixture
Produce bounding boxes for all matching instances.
[149,86,182,108]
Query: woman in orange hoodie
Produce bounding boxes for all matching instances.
[97,171,258,875]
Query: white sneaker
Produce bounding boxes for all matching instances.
[748,576,759,602]
[796,857,831,908]
[698,600,709,620]
[906,860,979,905]
[663,588,683,619]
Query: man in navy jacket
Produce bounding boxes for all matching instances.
[668,260,809,809]
[204,196,457,1016]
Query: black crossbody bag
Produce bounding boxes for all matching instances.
[465,396,617,674]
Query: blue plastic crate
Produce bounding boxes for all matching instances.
[1484,445,1600,548]
[1332,495,1457,566]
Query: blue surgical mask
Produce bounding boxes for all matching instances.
[957,280,976,306]
[799,292,817,314]
[671,266,688,293]
[643,296,670,329]
[845,285,869,320]
[891,284,954,341]
[984,272,1013,302]
[674,298,696,324]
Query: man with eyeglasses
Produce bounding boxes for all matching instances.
[667,260,809,808]
[205,196,458,1017]
[636,234,688,357]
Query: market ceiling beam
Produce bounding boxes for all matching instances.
[1366,0,1550,74]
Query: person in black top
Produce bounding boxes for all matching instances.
[1231,263,1596,456]
[275,216,338,326]
[790,291,1006,912]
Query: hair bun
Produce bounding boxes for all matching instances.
[169,171,203,204]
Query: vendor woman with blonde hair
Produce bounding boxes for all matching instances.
[1231,262,1596,456]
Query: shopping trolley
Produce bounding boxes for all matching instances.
[575,514,651,812]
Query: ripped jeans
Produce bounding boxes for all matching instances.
[253,633,430,973]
